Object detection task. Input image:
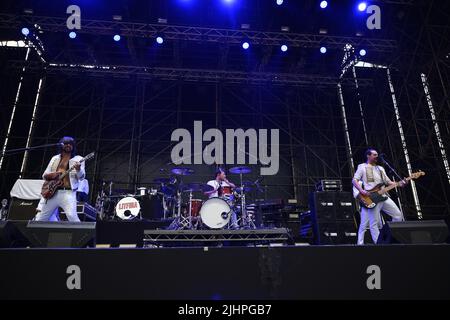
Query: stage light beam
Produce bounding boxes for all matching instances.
[276,0,284,5]
[281,44,288,52]
[359,49,367,56]
[320,46,327,54]
[156,36,164,44]
[242,42,250,50]
[69,31,77,39]
[113,34,121,42]
[320,1,328,9]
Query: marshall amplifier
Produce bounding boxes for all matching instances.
[7,198,40,220]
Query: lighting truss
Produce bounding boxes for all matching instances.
[0,14,397,53]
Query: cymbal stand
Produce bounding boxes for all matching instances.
[238,173,255,229]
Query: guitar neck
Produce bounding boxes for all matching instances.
[378,177,411,194]
[59,159,84,180]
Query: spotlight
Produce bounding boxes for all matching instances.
[156,36,164,44]
[242,42,250,50]
[276,0,284,5]
[113,34,121,42]
[21,27,30,36]
[358,2,367,12]
[320,1,328,9]
[69,31,77,39]
[320,46,327,54]
[281,44,288,52]
[359,49,367,56]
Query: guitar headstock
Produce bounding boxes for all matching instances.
[82,152,95,162]
[410,170,425,180]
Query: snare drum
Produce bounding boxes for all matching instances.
[115,196,140,220]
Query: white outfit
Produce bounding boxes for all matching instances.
[77,178,89,194]
[35,154,85,222]
[206,180,231,199]
[354,163,403,245]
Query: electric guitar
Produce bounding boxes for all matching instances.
[353,170,425,209]
[41,152,95,199]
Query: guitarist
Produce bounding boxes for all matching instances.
[35,136,85,222]
[352,148,408,245]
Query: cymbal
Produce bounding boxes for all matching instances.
[229,166,251,174]
[153,178,173,184]
[171,167,194,176]
[181,183,214,193]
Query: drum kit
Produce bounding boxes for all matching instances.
[95,166,259,230]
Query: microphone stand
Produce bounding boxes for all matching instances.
[379,156,405,221]
[1,143,61,157]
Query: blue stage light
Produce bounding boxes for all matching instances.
[113,34,121,42]
[320,46,327,54]
[69,31,77,39]
[156,36,164,44]
[358,2,367,11]
[359,49,367,56]
[21,27,30,36]
[320,1,328,9]
[281,44,288,52]
[276,0,284,5]
[242,42,250,50]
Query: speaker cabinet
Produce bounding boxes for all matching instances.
[377,220,449,244]
[7,198,39,220]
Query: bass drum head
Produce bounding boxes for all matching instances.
[115,196,140,220]
[199,197,231,229]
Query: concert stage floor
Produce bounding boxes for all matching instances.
[1,244,449,300]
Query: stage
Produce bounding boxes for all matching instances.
[1,244,450,300]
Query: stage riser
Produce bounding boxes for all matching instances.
[1,245,449,299]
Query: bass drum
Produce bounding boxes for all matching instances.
[115,196,140,220]
[199,197,231,229]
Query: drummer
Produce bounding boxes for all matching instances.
[205,168,238,228]
[205,168,236,199]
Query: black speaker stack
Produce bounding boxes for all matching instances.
[308,191,357,245]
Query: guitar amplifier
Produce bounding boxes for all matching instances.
[60,202,97,221]
[315,180,343,192]
[7,198,40,220]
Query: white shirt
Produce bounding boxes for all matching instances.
[206,180,231,198]
[43,154,85,191]
[354,163,392,191]
[77,179,89,194]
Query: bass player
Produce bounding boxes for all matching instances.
[352,148,408,245]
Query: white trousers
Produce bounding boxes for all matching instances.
[35,190,80,222]
[357,197,403,245]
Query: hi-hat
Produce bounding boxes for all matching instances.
[181,183,213,193]
[171,167,194,176]
[229,166,251,174]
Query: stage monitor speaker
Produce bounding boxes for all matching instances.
[0,221,29,248]
[23,221,96,248]
[0,221,14,247]
[7,198,39,220]
[377,220,449,244]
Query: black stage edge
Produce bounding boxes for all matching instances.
[0,245,449,300]
[96,220,172,246]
